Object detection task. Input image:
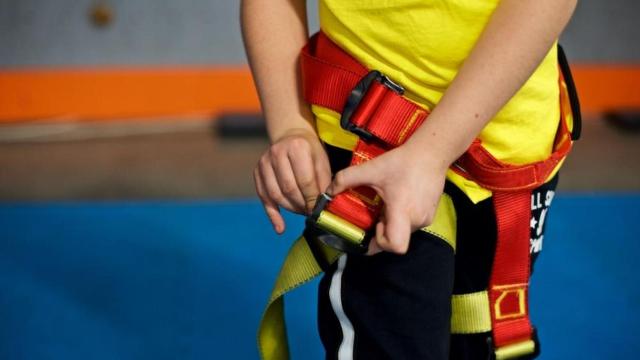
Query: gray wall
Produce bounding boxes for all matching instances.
[0,0,637,68]
[0,0,251,66]
[561,0,640,62]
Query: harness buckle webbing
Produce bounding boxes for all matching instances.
[340,70,405,141]
[302,32,428,255]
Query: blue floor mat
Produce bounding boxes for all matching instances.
[0,195,638,359]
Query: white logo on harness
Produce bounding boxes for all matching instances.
[530,190,554,254]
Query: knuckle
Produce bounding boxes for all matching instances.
[298,176,315,190]
[420,213,434,227]
[253,172,264,196]
[264,206,278,217]
[333,171,346,187]
[257,191,270,204]
[376,236,392,249]
[269,144,284,158]
[266,188,282,202]
[280,182,298,196]
[259,154,270,168]
[389,241,409,255]
[305,196,318,207]
[289,137,310,151]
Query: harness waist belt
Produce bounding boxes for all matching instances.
[299,31,578,357]
[258,31,579,360]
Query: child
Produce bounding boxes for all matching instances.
[242,0,578,358]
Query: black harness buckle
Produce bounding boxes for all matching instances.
[340,70,405,141]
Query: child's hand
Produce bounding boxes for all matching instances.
[327,143,449,255]
[254,128,332,234]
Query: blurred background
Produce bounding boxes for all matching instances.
[0,1,638,359]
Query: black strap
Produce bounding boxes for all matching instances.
[303,226,332,272]
[558,44,582,141]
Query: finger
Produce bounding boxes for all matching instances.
[314,151,333,193]
[379,204,411,254]
[288,149,320,213]
[272,153,307,212]
[366,222,384,255]
[254,168,286,234]
[328,161,378,196]
[374,220,392,253]
[259,158,299,213]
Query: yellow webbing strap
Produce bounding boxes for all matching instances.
[495,340,536,360]
[421,194,457,252]
[258,194,456,360]
[451,290,536,359]
[451,291,492,334]
[258,237,340,360]
[316,210,366,245]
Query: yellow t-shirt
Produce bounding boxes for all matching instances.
[312,0,561,203]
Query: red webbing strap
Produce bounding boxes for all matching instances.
[456,138,568,191]
[455,67,574,192]
[301,33,367,113]
[452,56,576,354]
[355,82,428,147]
[301,33,429,147]
[301,32,428,231]
[326,141,385,229]
[490,191,534,348]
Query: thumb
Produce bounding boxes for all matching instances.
[377,204,411,254]
[327,161,378,196]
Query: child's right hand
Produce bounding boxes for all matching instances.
[254,128,332,234]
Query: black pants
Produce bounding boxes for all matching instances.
[317,144,558,360]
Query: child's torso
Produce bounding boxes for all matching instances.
[314,0,561,202]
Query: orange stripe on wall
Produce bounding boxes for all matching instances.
[0,65,638,123]
[571,65,640,115]
[0,67,260,123]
